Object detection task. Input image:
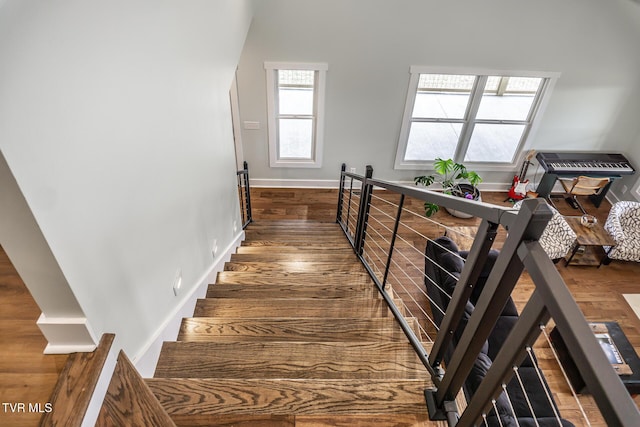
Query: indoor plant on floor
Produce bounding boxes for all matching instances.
[414,158,483,218]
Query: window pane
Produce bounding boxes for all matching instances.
[278,70,314,115]
[412,74,474,119]
[464,123,526,163]
[278,118,313,159]
[404,122,461,161]
[279,87,314,115]
[476,76,542,121]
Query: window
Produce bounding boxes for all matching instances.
[265,62,328,168]
[395,67,558,169]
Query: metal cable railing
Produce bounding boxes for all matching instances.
[336,163,640,427]
[237,161,252,230]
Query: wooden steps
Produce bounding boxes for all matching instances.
[215,271,371,285]
[177,317,418,342]
[206,283,377,299]
[193,298,398,318]
[155,341,425,379]
[150,220,432,425]
[146,378,431,414]
[223,261,366,273]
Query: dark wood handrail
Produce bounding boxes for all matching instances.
[40,333,115,427]
[96,350,176,426]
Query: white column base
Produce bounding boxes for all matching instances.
[37,314,98,354]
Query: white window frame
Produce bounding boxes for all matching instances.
[394,66,559,171]
[264,62,328,168]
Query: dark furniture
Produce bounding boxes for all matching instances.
[425,237,573,427]
[550,322,640,395]
[563,216,616,266]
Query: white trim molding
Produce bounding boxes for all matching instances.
[395,66,560,170]
[264,62,328,168]
[36,314,98,354]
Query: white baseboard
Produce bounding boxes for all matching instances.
[37,314,98,354]
[133,230,245,377]
[250,178,535,193]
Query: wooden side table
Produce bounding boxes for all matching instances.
[563,216,616,266]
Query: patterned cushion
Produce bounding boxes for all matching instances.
[513,201,576,260]
[604,201,640,262]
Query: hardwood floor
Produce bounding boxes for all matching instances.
[3,186,639,426]
[0,245,67,427]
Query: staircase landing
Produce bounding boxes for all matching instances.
[148,220,438,426]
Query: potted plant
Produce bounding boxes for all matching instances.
[414,158,483,217]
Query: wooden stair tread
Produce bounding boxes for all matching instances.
[206,283,377,299]
[155,342,427,378]
[151,219,431,422]
[245,228,345,235]
[241,240,352,248]
[230,253,359,262]
[236,246,354,254]
[216,271,371,286]
[194,298,398,318]
[162,413,434,427]
[178,317,412,342]
[224,261,366,273]
[146,378,431,415]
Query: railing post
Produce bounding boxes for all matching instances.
[336,163,346,224]
[432,199,552,410]
[243,161,252,226]
[455,289,550,427]
[354,165,373,255]
[382,194,404,289]
[521,241,640,426]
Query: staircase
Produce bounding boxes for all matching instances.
[147,220,435,426]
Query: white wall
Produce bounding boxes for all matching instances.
[236,0,640,190]
[0,0,253,358]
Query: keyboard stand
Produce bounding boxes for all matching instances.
[536,172,618,208]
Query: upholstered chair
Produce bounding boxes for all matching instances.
[513,200,577,262]
[603,201,640,263]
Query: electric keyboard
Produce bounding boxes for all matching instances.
[535,152,635,208]
[536,152,635,176]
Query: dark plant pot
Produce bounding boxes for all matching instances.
[445,184,481,218]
